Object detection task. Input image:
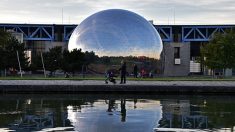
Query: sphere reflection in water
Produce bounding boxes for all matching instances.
[68,9,162,59]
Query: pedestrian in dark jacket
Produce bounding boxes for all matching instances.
[133,64,138,78]
[119,61,127,84]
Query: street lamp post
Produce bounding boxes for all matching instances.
[41,52,46,78]
[16,50,22,78]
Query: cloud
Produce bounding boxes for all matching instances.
[0,0,235,24]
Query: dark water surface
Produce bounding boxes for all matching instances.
[0,94,234,132]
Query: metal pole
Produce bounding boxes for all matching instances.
[173,8,175,25]
[41,52,46,78]
[16,51,22,78]
[62,8,64,24]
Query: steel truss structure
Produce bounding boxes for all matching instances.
[0,24,54,41]
[1,24,234,42]
[182,26,234,42]
[154,26,172,42]
[64,25,173,42]
[64,25,76,41]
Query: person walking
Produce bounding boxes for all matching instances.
[133,64,138,78]
[119,61,127,84]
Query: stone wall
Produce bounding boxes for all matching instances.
[162,42,190,76]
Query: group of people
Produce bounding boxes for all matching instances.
[105,61,139,84]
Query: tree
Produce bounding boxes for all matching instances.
[0,30,10,73]
[201,30,235,76]
[0,48,7,71]
[100,56,111,65]
[84,51,98,66]
[0,30,29,76]
[30,54,43,72]
[43,46,63,74]
[4,37,29,70]
[62,48,84,75]
[0,29,10,49]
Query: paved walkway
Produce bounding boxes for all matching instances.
[0,80,235,93]
[0,80,235,86]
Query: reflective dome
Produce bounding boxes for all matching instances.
[68,9,162,59]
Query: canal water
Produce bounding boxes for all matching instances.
[0,94,234,132]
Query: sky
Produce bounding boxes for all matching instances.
[0,0,235,25]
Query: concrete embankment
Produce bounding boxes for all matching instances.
[0,80,235,94]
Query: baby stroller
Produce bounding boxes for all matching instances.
[105,69,118,84]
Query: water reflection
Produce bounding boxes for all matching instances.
[9,112,54,130]
[158,100,208,130]
[106,99,127,122]
[0,94,234,132]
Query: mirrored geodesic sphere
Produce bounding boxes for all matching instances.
[68,9,162,59]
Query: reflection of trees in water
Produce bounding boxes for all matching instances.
[201,98,235,130]
[97,56,161,74]
[2,96,235,131]
[0,100,23,127]
[158,98,235,130]
[0,98,118,131]
[0,99,88,131]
